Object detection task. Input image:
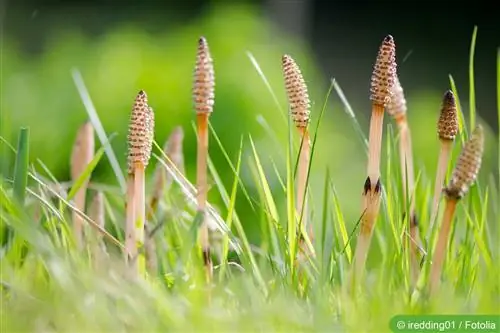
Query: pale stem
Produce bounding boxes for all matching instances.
[125,174,136,262]
[429,198,457,295]
[428,140,453,240]
[134,163,146,275]
[196,113,212,282]
[367,104,385,182]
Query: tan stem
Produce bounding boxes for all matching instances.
[429,198,457,295]
[352,103,385,282]
[196,113,212,282]
[428,140,453,240]
[297,127,311,240]
[145,223,158,276]
[397,120,421,285]
[72,188,87,248]
[353,185,382,280]
[409,219,422,285]
[134,163,146,275]
[367,104,385,182]
[90,192,106,269]
[125,174,136,262]
[352,232,372,281]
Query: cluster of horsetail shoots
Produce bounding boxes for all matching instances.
[428,91,459,240]
[193,37,215,282]
[387,76,422,285]
[70,121,95,248]
[353,35,397,280]
[282,54,313,257]
[125,90,154,274]
[58,34,489,301]
[428,125,484,295]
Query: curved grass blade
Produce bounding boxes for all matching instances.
[71,68,127,193]
[67,133,115,201]
[469,26,478,132]
[13,127,29,205]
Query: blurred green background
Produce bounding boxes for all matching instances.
[1,1,498,242]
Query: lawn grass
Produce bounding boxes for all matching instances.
[1,30,499,332]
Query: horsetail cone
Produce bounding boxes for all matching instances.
[282,54,311,128]
[387,75,407,121]
[193,37,215,114]
[445,125,484,200]
[437,90,459,141]
[370,35,397,107]
[127,90,154,174]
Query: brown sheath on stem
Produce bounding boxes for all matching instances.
[429,91,459,239]
[353,35,396,280]
[70,121,95,249]
[193,36,215,282]
[429,125,483,295]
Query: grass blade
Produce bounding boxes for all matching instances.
[67,134,115,201]
[71,68,127,193]
[13,127,29,205]
[448,75,467,143]
[248,134,279,222]
[469,26,478,132]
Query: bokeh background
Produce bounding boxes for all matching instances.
[1,0,498,241]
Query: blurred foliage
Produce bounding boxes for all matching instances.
[1,4,498,240]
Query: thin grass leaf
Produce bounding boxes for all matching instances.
[248,134,279,222]
[207,122,255,211]
[219,138,243,279]
[468,26,478,133]
[71,68,127,193]
[448,75,467,144]
[246,51,286,120]
[331,186,352,263]
[13,128,29,204]
[67,134,114,201]
[332,79,368,151]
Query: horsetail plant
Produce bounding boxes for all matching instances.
[352,35,397,281]
[125,90,154,275]
[193,37,215,282]
[428,91,459,241]
[387,76,422,285]
[282,54,314,258]
[70,121,95,248]
[428,125,484,295]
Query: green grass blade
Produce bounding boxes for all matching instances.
[71,68,127,193]
[331,185,352,263]
[497,48,500,185]
[66,133,115,201]
[449,75,467,143]
[246,51,286,121]
[13,127,29,205]
[332,79,368,151]
[219,137,243,278]
[469,26,478,132]
[208,121,255,211]
[248,134,279,222]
